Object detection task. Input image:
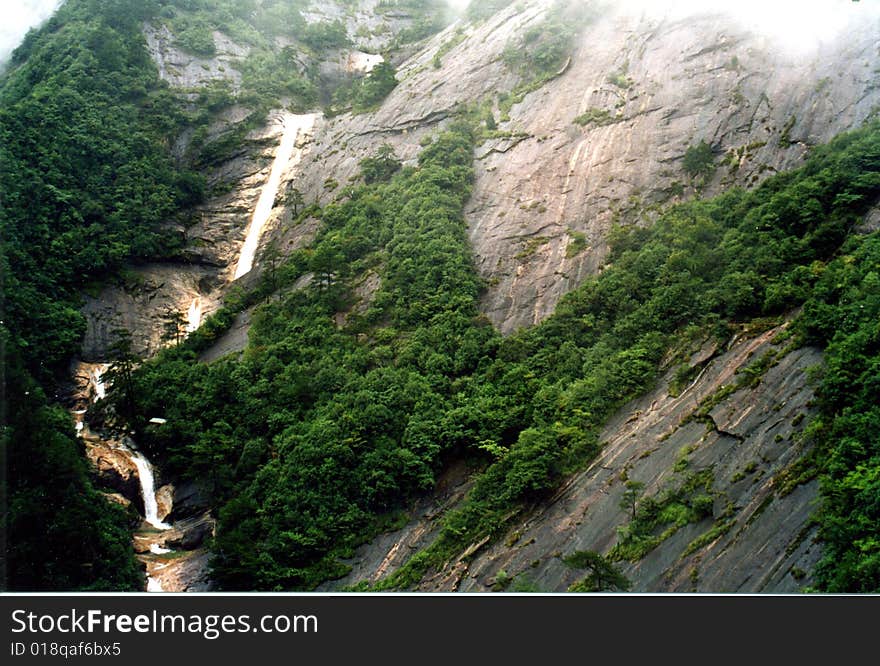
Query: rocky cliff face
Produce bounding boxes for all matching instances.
[76,0,880,592]
[84,1,880,353]
[328,319,824,592]
[291,1,880,333]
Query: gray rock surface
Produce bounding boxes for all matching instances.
[331,320,825,592]
[143,23,248,91]
[75,0,880,593]
[79,111,304,359]
[287,1,880,333]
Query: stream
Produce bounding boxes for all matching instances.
[73,364,178,592]
[70,110,317,592]
[233,112,318,279]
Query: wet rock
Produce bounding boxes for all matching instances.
[156,484,174,523]
[166,513,215,551]
[145,548,216,593]
[83,439,144,515]
[170,481,213,521]
[101,492,132,509]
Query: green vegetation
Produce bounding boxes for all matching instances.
[563,550,631,592]
[432,29,466,69]
[330,61,399,115]
[359,144,402,184]
[4,0,880,595]
[497,1,595,121]
[682,140,716,181]
[465,0,518,22]
[1,0,203,590]
[682,518,736,557]
[386,0,452,46]
[565,230,589,258]
[376,118,880,591]
[610,470,715,562]
[573,107,618,127]
[115,122,484,589]
[502,7,575,77]
[797,233,880,592]
[607,67,633,90]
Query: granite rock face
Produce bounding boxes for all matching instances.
[287,1,880,332]
[328,321,825,592]
[100,1,880,354]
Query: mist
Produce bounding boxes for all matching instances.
[0,0,62,65]
[613,0,880,52]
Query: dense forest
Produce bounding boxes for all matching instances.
[1,0,201,591]
[2,0,879,592]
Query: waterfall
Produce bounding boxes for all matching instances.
[233,112,318,279]
[91,364,108,401]
[185,295,202,334]
[75,360,178,592]
[129,449,172,530]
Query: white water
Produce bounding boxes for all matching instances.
[77,361,175,592]
[129,449,172,530]
[90,364,108,401]
[233,112,318,279]
[347,51,383,74]
[185,296,202,333]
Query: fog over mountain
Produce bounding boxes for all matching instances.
[0,0,61,65]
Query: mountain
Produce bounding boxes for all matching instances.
[2,0,879,593]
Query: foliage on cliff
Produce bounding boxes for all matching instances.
[1,0,202,590]
[123,111,880,591]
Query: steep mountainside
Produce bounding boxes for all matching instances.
[4,0,880,593]
[91,0,880,362]
[329,320,825,592]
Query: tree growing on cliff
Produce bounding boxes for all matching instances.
[564,550,632,592]
[104,328,141,435]
[360,144,402,184]
[682,140,716,183]
[285,186,305,216]
[161,306,187,347]
[621,480,645,520]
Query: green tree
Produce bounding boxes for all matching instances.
[161,306,187,346]
[564,550,632,592]
[620,480,645,520]
[353,61,398,111]
[262,239,282,294]
[682,140,716,180]
[104,328,141,434]
[285,186,305,216]
[359,144,401,184]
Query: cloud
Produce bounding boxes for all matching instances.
[446,0,471,12]
[611,0,880,54]
[0,0,62,65]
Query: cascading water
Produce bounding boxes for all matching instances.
[91,364,108,400]
[185,295,202,334]
[233,112,318,279]
[80,362,174,591]
[129,449,172,530]
[129,446,174,592]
